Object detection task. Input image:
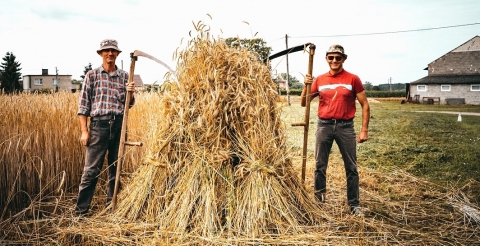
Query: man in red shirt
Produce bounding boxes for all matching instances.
[301,44,370,215]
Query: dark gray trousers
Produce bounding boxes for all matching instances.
[75,119,122,214]
[314,118,360,207]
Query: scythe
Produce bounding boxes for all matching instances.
[267,43,316,183]
[111,50,174,210]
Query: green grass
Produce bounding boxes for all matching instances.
[280,98,480,201]
[358,101,480,201]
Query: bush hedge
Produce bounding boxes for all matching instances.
[365,91,406,98]
[278,89,406,98]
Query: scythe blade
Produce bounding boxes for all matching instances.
[264,43,311,62]
[132,50,178,84]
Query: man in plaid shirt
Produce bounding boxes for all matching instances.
[75,39,135,215]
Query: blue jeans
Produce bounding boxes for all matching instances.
[314,118,359,207]
[75,118,123,214]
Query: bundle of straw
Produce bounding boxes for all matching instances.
[106,23,322,239]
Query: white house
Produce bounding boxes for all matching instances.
[409,36,480,105]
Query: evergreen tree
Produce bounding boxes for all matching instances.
[79,62,93,88]
[80,62,93,80]
[0,52,22,94]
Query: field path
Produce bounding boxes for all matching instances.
[414,111,480,116]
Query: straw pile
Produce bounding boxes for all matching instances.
[97,24,322,239]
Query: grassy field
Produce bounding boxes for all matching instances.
[1,93,479,245]
[362,101,480,190]
[283,96,480,196]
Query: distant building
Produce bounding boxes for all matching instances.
[277,80,287,89]
[23,69,74,92]
[133,74,144,87]
[132,74,146,91]
[408,36,480,105]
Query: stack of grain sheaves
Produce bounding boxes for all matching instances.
[84,28,323,243]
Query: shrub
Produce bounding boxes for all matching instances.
[279,89,406,98]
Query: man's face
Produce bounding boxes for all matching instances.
[100,49,119,64]
[325,53,345,71]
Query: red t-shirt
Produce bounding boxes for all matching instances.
[310,70,364,120]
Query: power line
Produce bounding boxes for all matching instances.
[277,22,480,40]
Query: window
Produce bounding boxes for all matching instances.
[441,85,451,91]
[34,78,43,85]
[417,85,426,91]
[52,78,59,85]
[472,85,480,91]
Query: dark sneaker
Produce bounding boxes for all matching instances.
[315,192,326,203]
[73,213,88,222]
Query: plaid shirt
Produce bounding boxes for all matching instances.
[78,66,135,117]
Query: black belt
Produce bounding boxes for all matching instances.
[319,118,353,124]
[91,115,123,121]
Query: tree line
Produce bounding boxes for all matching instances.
[2,39,401,94]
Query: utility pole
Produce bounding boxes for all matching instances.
[55,67,59,92]
[389,77,392,91]
[285,34,291,106]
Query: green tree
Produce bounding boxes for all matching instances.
[363,81,373,91]
[80,62,93,80]
[79,62,93,88]
[225,37,272,63]
[274,73,303,89]
[0,52,22,94]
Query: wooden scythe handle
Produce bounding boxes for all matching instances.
[301,44,316,183]
[111,53,137,210]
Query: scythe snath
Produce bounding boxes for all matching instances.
[111,50,174,210]
[267,43,316,183]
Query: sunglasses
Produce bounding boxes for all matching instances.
[102,48,118,53]
[327,55,343,61]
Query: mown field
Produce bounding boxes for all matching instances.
[284,96,480,199]
[1,92,479,245]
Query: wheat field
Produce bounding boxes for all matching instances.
[1,94,480,245]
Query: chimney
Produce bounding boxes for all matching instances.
[42,69,48,75]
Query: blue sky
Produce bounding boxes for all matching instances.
[1,0,479,85]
